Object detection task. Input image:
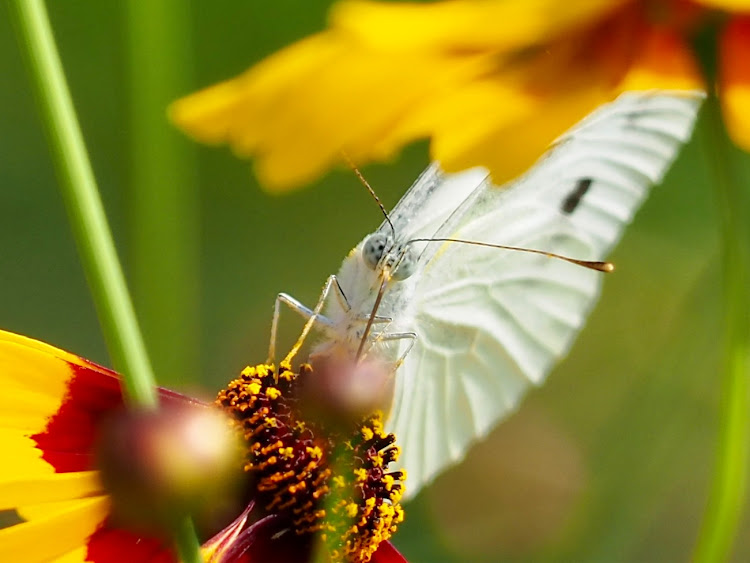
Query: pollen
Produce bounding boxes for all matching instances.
[354,468,368,483]
[216,362,405,563]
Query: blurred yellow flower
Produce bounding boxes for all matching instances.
[170,0,748,191]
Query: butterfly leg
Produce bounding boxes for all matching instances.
[268,293,311,364]
[361,330,417,370]
[268,275,344,365]
[355,314,392,323]
[345,315,395,356]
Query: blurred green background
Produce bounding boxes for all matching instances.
[1,2,744,562]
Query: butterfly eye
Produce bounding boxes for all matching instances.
[362,233,389,270]
[392,248,417,281]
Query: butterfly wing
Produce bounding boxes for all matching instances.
[386,91,704,497]
[376,163,489,242]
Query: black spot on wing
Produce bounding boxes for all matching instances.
[561,178,592,215]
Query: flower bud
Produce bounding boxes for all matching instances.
[301,348,394,429]
[95,403,244,536]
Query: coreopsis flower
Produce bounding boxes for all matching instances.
[0,329,406,563]
[170,0,750,191]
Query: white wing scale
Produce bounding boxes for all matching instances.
[383,91,703,496]
[380,164,489,242]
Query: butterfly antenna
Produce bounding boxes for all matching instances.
[342,152,396,236]
[408,238,614,273]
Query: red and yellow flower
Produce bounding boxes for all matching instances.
[0,330,178,561]
[0,329,406,562]
[170,0,750,191]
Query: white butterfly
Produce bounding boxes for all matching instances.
[270,90,703,500]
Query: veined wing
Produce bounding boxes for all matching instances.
[377,163,489,242]
[386,91,704,497]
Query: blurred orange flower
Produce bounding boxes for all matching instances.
[170,0,749,190]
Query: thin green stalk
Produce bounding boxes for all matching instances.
[9,0,157,407]
[174,517,204,563]
[692,94,750,562]
[126,0,199,387]
[11,1,202,559]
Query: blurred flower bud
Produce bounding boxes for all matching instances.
[95,403,244,536]
[302,348,394,429]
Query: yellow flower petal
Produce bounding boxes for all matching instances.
[719,16,750,150]
[171,26,628,190]
[0,331,112,490]
[0,430,56,482]
[0,496,109,563]
[174,0,710,191]
[0,388,64,431]
[53,546,88,563]
[0,330,118,433]
[0,471,102,510]
[173,31,488,190]
[693,0,750,11]
[0,329,92,371]
[171,0,636,190]
[0,329,128,485]
[332,0,625,52]
[171,33,341,148]
[0,334,74,417]
[616,26,704,92]
[429,83,612,185]
[18,498,100,521]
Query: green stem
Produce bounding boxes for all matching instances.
[10,1,203,559]
[692,94,750,562]
[174,517,204,563]
[125,0,200,387]
[9,0,157,407]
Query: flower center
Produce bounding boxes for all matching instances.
[216,362,405,563]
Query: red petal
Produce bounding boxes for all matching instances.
[31,358,202,472]
[371,541,408,563]
[86,522,176,563]
[720,15,750,150]
[213,515,312,562]
[212,513,407,563]
[31,363,123,472]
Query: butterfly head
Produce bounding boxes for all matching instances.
[361,232,417,281]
